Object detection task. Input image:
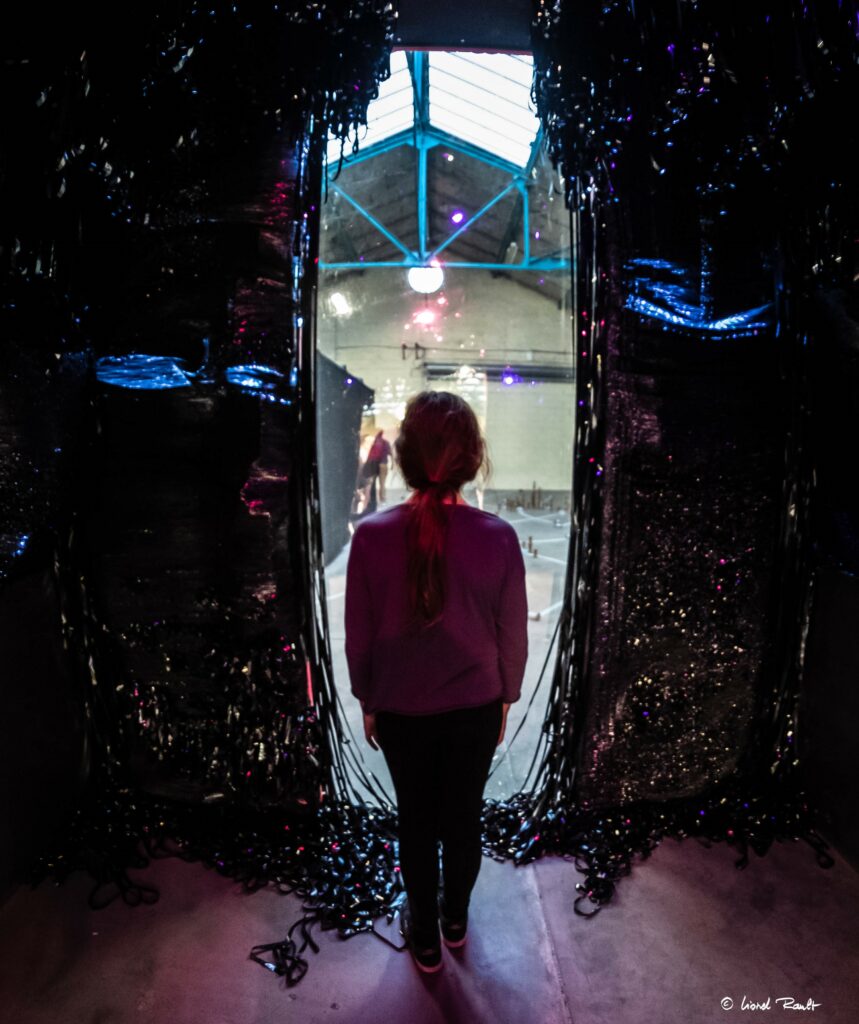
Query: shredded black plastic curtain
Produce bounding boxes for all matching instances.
[2,0,854,989]
[474,0,852,899]
[3,0,406,982]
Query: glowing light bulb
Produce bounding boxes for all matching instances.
[450,210,465,225]
[407,263,444,294]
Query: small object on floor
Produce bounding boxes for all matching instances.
[399,903,443,973]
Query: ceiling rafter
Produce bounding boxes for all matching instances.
[321,52,570,278]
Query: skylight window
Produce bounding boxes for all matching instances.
[326,50,540,170]
[427,53,539,168]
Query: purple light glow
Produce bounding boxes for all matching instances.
[450,210,465,225]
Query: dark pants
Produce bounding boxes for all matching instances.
[376,698,503,946]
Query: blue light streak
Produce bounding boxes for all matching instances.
[95,355,293,403]
[624,259,772,336]
[224,364,292,405]
[96,354,193,389]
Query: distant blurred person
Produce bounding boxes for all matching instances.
[366,429,392,504]
[352,432,380,516]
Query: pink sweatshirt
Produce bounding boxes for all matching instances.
[344,503,528,715]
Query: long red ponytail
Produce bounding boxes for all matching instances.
[394,391,490,627]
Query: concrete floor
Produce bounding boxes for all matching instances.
[3,493,856,1022]
[1,830,857,1023]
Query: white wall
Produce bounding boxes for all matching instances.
[317,268,575,492]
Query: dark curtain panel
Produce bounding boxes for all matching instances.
[316,353,373,567]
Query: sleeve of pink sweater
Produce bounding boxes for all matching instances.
[344,528,373,708]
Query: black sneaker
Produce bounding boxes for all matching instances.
[399,903,443,973]
[439,896,468,949]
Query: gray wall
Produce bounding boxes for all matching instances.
[395,0,532,50]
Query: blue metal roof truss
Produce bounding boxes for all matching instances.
[321,53,570,276]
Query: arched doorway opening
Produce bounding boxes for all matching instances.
[313,48,576,802]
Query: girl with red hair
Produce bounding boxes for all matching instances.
[345,390,528,973]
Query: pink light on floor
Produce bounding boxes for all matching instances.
[414,309,436,326]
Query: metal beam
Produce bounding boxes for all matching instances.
[410,52,431,260]
[418,140,429,259]
[326,129,413,170]
[325,124,529,180]
[429,180,519,260]
[321,59,560,276]
[521,180,530,264]
[318,258,570,272]
[494,129,544,264]
[329,181,415,260]
[422,126,524,178]
[411,51,430,128]
[524,127,545,178]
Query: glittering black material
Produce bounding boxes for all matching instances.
[575,318,783,806]
[6,0,400,985]
[530,0,858,202]
[479,0,855,904]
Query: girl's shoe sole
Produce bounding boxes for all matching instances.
[400,916,444,972]
[414,955,444,973]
